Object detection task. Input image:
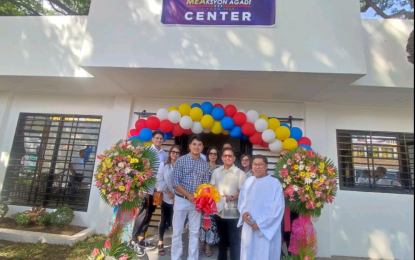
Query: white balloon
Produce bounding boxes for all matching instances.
[156,108,169,120]
[262,129,276,143]
[168,110,181,124]
[269,139,283,153]
[311,216,320,223]
[191,121,203,134]
[179,116,193,130]
[246,110,259,123]
[237,108,246,113]
[203,128,211,133]
[254,118,268,132]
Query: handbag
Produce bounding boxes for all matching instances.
[153,191,163,206]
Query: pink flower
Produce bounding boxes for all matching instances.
[327,166,334,174]
[138,176,145,183]
[307,150,316,158]
[125,182,131,192]
[287,159,292,165]
[120,142,127,149]
[104,240,111,249]
[328,195,333,203]
[285,185,294,196]
[92,248,99,257]
[280,168,289,177]
[119,255,129,260]
[303,255,311,260]
[97,154,104,160]
[310,167,317,173]
[306,201,316,209]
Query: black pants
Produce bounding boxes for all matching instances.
[215,216,240,260]
[158,201,173,242]
[132,195,156,242]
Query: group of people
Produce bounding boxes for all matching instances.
[129,130,285,260]
[357,166,400,186]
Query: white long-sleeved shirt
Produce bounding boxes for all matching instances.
[156,162,175,204]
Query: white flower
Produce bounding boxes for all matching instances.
[305,177,312,185]
[283,164,287,169]
[293,185,299,192]
[118,162,125,168]
[299,165,305,171]
[326,186,330,189]
[113,152,119,156]
[311,172,317,178]
[125,167,132,174]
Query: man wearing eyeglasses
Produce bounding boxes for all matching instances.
[238,154,285,260]
[210,147,246,260]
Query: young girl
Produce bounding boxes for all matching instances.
[156,145,181,256]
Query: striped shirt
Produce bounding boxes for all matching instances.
[173,153,210,195]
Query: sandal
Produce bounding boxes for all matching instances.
[205,248,212,257]
[158,244,165,256]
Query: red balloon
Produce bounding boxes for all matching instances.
[242,122,255,136]
[184,128,193,135]
[127,131,132,139]
[146,116,160,130]
[135,119,147,131]
[249,132,263,144]
[224,104,237,117]
[233,112,247,126]
[172,123,184,136]
[260,141,269,148]
[213,103,224,109]
[159,119,173,133]
[298,137,312,146]
[129,129,139,137]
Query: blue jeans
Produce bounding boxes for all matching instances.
[68,174,83,200]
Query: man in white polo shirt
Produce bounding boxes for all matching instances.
[68,149,86,201]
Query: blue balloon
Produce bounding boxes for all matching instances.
[221,117,235,130]
[166,132,174,139]
[281,123,290,128]
[191,103,201,108]
[201,102,214,115]
[242,134,249,141]
[211,107,225,121]
[139,128,153,142]
[299,144,312,150]
[230,125,242,138]
[129,136,141,141]
[290,127,303,141]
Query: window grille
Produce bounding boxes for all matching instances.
[0,113,102,211]
[337,130,414,194]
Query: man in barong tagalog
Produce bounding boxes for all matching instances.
[237,154,285,260]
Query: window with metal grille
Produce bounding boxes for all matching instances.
[337,130,414,194]
[0,113,102,211]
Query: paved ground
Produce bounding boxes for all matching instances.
[139,227,368,260]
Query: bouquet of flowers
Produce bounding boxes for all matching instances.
[194,184,221,230]
[94,139,158,211]
[274,147,338,217]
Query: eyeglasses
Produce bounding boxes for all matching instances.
[171,151,180,155]
[222,154,234,158]
[253,163,266,167]
[209,153,218,156]
[241,159,250,162]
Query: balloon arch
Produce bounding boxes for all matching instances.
[127,102,312,153]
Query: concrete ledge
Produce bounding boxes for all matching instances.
[0,227,95,245]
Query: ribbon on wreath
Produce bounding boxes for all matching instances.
[194,184,221,230]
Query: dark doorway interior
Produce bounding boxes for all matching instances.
[175,133,252,160]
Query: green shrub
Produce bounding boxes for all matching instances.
[12,212,30,226]
[38,212,52,226]
[51,206,74,227]
[0,203,9,218]
[25,206,46,224]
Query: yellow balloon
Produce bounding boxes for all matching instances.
[211,121,223,135]
[169,106,178,112]
[282,138,298,150]
[178,103,191,116]
[189,107,203,121]
[259,115,268,120]
[275,126,290,140]
[201,115,214,129]
[144,141,153,147]
[222,129,230,135]
[268,118,280,131]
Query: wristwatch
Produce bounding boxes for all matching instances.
[231,195,234,201]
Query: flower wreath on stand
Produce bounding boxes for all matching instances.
[274,147,338,260]
[88,139,158,260]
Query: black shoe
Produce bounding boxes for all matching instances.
[131,242,146,257]
[139,240,156,249]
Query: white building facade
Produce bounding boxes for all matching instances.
[0,0,413,259]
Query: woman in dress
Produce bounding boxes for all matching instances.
[156,145,181,256]
[198,146,220,257]
[240,153,253,178]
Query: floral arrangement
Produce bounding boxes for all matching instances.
[274,147,338,217]
[88,226,135,260]
[94,139,158,211]
[194,184,221,230]
[0,203,9,218]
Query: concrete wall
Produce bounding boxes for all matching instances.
[353,19,414,88]
[0,16,90,77]
[80,0,367,75]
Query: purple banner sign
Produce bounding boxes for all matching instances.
[161,0,275,26]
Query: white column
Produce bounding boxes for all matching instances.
[304,102,331,258]
[0,91,15,191]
